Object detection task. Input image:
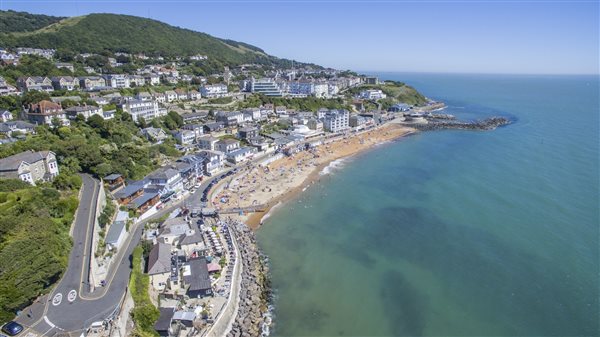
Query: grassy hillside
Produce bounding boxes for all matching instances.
[0,10,64,33]
[0,179,80,323]
[0,12,308,69]
[347,81,429,107]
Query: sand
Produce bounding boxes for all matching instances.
[208,123,416,230]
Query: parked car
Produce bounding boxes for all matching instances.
[2,322,23,336]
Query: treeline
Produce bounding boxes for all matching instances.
[0,10,64,33]
[0,178,80,323]
[0,55,78,84]
[0,111,181,180]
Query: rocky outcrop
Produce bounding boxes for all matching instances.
[414,116,511,131]
[227,223,272,337]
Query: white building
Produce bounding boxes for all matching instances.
[104,74,130,88]
[200,84,228,98]
[323,109,350,133]
[226,147,257,164]
[359,89,387,100]
[197,136,219,151]
[122,99,165,121]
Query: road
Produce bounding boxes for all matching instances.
[17,169,237,336]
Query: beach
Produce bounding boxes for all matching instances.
[208,123,416,230]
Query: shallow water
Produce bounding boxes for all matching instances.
[257,73,599,336]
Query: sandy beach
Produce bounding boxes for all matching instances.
[208,123,416,230]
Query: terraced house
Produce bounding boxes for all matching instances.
[26,100,70,126]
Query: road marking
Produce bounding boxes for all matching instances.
[24,332,38,337]
[43,316,55,328]
[67,290,77,302]
[51,293,62,306]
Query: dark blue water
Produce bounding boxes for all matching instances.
[257,73,599,336]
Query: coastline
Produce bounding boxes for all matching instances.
[235,124,417,231]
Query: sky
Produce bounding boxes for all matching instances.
[0,0,598,75]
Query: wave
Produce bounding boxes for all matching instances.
[260,201,282,224]
[319,158,349,176]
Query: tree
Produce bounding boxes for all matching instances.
[137,116,147,129]
[87,114,105,130]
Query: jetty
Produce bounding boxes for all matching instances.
[409,116,511,131]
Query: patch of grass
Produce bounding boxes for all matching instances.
[129,246,160,337]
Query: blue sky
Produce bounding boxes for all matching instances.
[1,0,598,74]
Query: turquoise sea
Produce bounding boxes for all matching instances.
[256,73,599,336]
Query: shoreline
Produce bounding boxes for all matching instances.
[240,125,417,231]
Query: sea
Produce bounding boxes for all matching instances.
[256,73,599,336]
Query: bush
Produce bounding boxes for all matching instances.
[129,246,160,336]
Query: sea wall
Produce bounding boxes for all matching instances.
[227,223,272,337]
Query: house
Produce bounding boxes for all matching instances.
[215,111,243,127]
[147,167,183,194]
[174,129,197,145]
[307,118,323,131]
[1,110,12,122]
[148,242,173,291]
[103,74,130,88]
[242,108,262,121]
[179,231,206,257]
[154,308,175,337]
[103,110,116,120]
[141,127,169,143]
[165,90,177,102]
[172,161,198,188]
[174,88,189,100]
[27,100,69,126]
[114,182,145,205]
[388,103,411,112]
[129,75,146,87]
[238,126,259,140]
[197,150,224,176]
[177,155,205,180]
[183,257,213,298]
[144,74,161,86]
[200,84,228,98]
[0,150,59,185]
[203,122,225,133]
[359,89,386,100]
[65,105,103,120]
[189,90,200,100]
[197,136,219,151]
[135,92,153,101]
[181,123,204,135]
[215,138,240,153]
[154,92,167,103]
[0,80,18,96]
[79,76,107,91]
[104,173,125,191]
[51,76,78,91]
[275,106,287,116]
[226,146,257,164]
[158,218,192,246]
[17,76,53,92]
[105,211,128,251]
[248,137,270,152]
[130,191,160,213]
[55,62,74,72]
[0,121,36,137]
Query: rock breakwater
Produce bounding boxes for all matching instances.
[227,223,272,337]
[414,116,511,131]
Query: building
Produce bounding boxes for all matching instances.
[55,62,74,72]
[51,76,78,91]
[196,150,224,175]
[121,99,165,122]
[200,84,228,98]
[197,136,219,151]
[104,173,125,191]
[323,109,350,133]
[165,90,177,102]
[174,88,189,101]
[1,110,12,122]
[215,138,240,153]
[189,90,200,100]
[174,129,197,145]
[114,182,145,205]
[103,74,130,88]
[0,150,59,185]
[141,127,169,142]
[17,76,53,92]
[238,126,259,140]
[349,115,368,128]
[0,121,36,137]
[154,308,175,337]
[215,111,243,127]
[364,76,379,85]
[147,167,184,194]
[27,100,69,126]
[359,89,387,100]
[130,191,160,213]
[79,76,106,90]
[129,75,146,87]
[148,242,173,291]
[65,105,103,120]
[226,146,257,164]
[136,92,153,101]
[105,211,128,251]
[183,257,213,298]
[388,103,411,112]
[307,118,323,131]
[203,122,225,133]
[144,74,161,86]
[249,78,283,96]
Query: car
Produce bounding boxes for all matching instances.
[2,321,23,336]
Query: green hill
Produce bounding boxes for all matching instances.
[0,10,65,33]
[0,12,307,69]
